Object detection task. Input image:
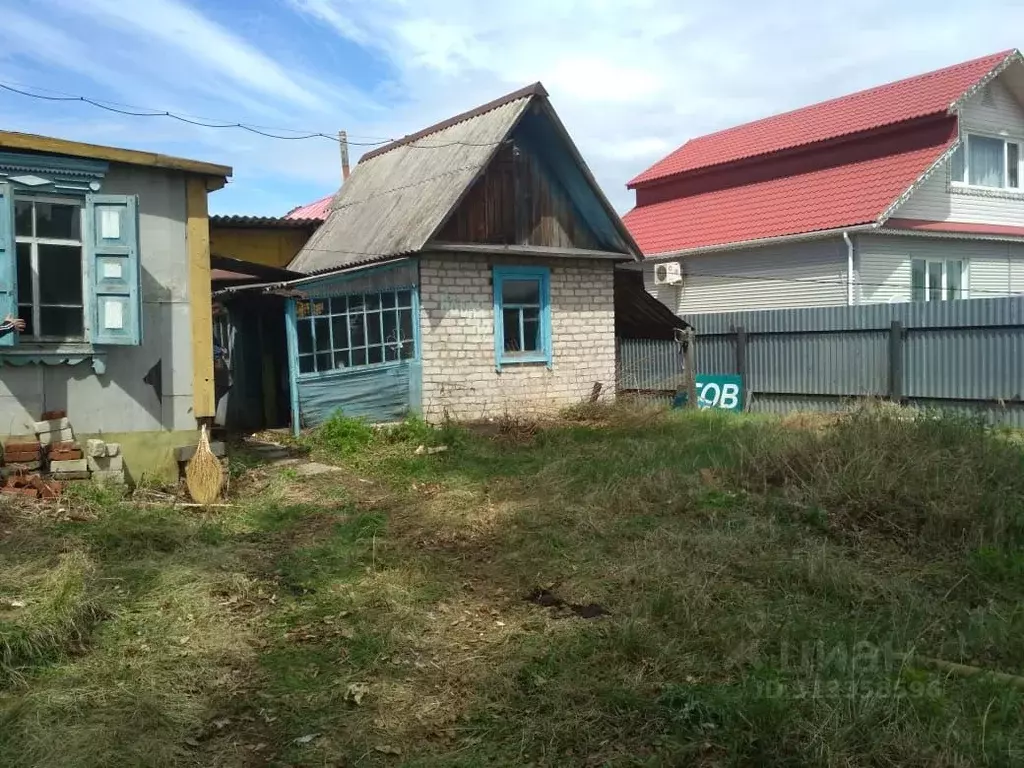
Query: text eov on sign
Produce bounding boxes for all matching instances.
[696,375,743,411]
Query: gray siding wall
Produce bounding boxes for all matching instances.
[0,163,195,435]
[857,233,1024,304]
[643,237,849,315]
[894,76,1024,225]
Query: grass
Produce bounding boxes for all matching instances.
[1,404,1023,766]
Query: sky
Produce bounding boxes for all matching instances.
[0,0,1021,216]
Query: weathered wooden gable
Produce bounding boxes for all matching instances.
[437,136,601,250]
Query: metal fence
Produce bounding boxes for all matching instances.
[616,296,1024,425]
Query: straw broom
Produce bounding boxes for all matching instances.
[186,424,224,505]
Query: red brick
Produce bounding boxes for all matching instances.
[2,486,38,498]
[4,441,41,454]
[40,409,66,421]
[40,481,62,500]
[5,450,40,463]
[48,441,79,454]
[49,449,83,462]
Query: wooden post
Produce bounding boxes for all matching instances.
[888,320,904,402]
[735,325,747,379]
[339,130,350,181]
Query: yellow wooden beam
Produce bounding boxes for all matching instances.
[209,226,312,268]
[186,177,215,419]
[0,130,232,181]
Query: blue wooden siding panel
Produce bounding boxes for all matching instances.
[298,362,411,425]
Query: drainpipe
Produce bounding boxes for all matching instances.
[843,231,855,305]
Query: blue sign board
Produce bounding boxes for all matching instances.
[672,374,744,411]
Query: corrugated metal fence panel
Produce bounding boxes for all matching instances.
[619,295,1024,425]
[684,294,1024,334]
[617,338,680,391]
[904,326,1024,400]
[746,331,887,395]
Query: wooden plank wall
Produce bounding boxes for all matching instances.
[438,142,600,249]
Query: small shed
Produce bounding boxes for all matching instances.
[233,83,644,432]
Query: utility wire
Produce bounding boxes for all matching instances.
[0,80,504,149]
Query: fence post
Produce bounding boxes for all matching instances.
[684,328,697,409]
[888,320,903,402]
[735,325,747,377]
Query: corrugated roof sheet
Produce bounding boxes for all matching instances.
[629,50,1015,186]
[289,94,533,273]
[624,118,956,254]
[284,194,334,221]
[211,214,319,228]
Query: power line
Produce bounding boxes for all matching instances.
[0,80,504,149]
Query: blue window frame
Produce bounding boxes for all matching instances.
[493,266,552,370]
[294,287,416,376]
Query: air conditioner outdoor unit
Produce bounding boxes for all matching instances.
[653,261,683,285]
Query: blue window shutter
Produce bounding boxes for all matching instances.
[86,194,141,345]
[0,183,16,347]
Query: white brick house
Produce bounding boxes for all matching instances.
[224,83,640,429]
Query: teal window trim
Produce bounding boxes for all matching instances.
[493,265,552,371]
[285,298,300,437]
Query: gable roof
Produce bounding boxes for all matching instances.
[630,50,1017,187]
[625,50,1024,256]
[289,83,639,274]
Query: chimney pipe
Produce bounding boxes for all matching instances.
[339,130,350,181]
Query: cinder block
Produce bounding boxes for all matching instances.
[104,443,121,457]
[38,428,75,447]
[52,471,90,481]
[175,441,226,462]
[87,455,123,472]
[85,439,107,458]
[49,458,88,473]
[34,418,72,434]
[91,470,125,485]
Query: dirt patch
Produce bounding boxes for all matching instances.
[526,588,609,619]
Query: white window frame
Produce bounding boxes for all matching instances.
[911,258,969,303]
[13,195,88,341]
[950,132,1024,191]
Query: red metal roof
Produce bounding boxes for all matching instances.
[885,218,1024,238]
[623,118,957,254]
[284,192,334,221]
[629,50,1014,187]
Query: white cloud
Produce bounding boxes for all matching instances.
[49,0,338,112]
[288,0,1024,211]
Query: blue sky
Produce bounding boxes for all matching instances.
[0,0,1021,216]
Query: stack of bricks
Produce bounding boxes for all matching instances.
[35,414,90,481]
[2,435,43,476]
[85,439,124,485]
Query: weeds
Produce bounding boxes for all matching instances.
[2,406,1024,766]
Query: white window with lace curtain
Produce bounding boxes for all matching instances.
[950,134,1022,190]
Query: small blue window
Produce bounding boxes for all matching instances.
[493,266,552,370]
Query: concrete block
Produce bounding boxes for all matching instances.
[50,458,88,473]
[104,443,121,457]
[92,469,125,485]
[175,441,226,462]
[87,455,123,472]
[85,439,107,458]
[34,418,72,434]
[53,471,90,481]
[38,428,75,447]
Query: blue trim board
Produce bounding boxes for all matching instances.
[284,297,301,437]
[493,265,552,371]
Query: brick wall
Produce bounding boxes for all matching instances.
[419,252,616,421]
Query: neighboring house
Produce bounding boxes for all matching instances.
[210,214,320,270]
[625,49,1024,315]
[224,83,642,429]
[0,130,231,480]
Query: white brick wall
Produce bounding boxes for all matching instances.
[419,252,616,421]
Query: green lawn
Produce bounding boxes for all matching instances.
[2,404,1024,767]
